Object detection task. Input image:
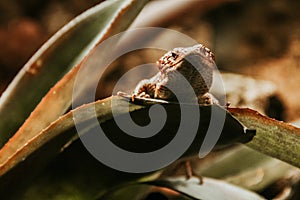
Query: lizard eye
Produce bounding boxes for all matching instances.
[171,52,178,59]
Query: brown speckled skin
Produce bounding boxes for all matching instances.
[133,44,219,105]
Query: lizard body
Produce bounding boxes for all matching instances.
[132,44,219,105]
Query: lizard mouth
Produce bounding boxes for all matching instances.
[169,58,184,67]
[172,59,184,67]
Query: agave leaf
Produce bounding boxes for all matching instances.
[224,156,297,191]
[0,0,149,147]
[0,96,254,197]
[229,108,300,168]
[97,184,155,200]
[200,145,296,191]
[0,0,149,167]
[142,176,264,200]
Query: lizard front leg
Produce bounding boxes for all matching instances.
[132,72,163,101]
[132,79,156,101]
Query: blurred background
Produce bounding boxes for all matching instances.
[1,0,300,121]
[1,1,300,199]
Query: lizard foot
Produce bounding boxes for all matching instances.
[172,160,203,185]
[131,92,151,102]
[198,93,219,105]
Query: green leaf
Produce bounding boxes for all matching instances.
[143,176,265,200]
[201,145,295,191]
[0,0,149,171]
[0,96,255,197]
[97,184,153,200]
[0,0,149,147]
[229,107,300,168]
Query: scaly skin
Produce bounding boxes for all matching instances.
[132,44,219,105]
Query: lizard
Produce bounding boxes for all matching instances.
[118,44,221,184]
[131,44,219,105]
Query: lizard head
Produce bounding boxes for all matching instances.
[156,44,216,73]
